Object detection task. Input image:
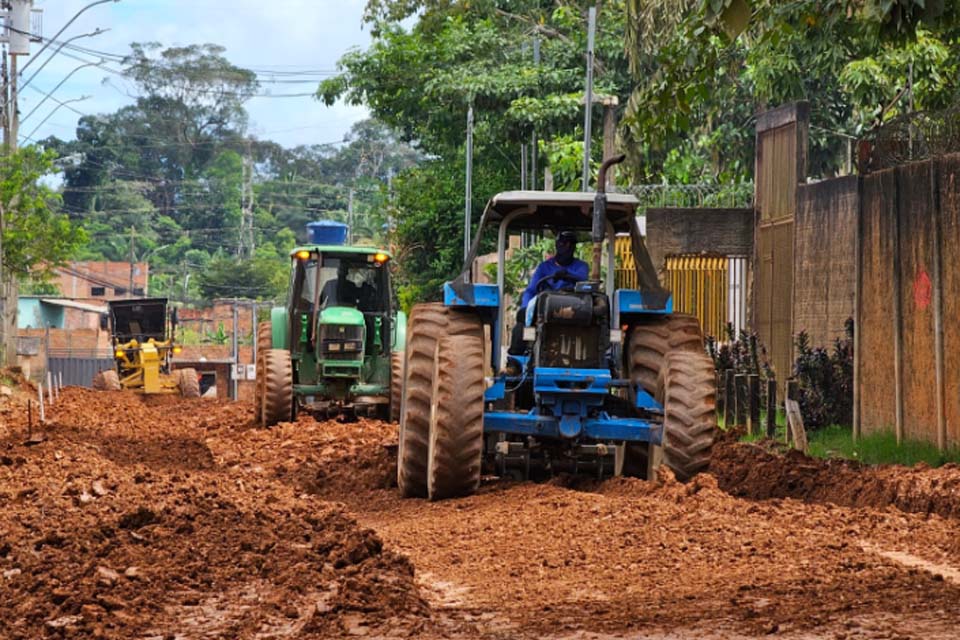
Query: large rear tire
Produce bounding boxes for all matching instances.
[426,335,485,501]
[389,351,403,423]
[93,369,121,391]
[259,349,293,427]
[655,350,717,481]
[397,303,483,498]
[178,368,201,398]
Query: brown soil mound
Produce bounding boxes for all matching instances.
[0,388,428,639]
[710,437,960,519]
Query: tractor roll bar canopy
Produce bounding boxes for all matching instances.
[482,191,640,232]
[456,190,662,298]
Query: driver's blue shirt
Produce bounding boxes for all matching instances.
[520,257,589,307]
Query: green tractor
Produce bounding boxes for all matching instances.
[255,226,406,426]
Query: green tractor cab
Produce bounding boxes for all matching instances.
[255,237,406,426]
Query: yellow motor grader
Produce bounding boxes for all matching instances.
[93,298,200,397]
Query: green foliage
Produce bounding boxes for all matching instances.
[792,319,854,429]
[19,277,61,296]
[391,156,511,305]
[194,253,287,301]
[322,1,633,175]
[1,147,86,278]
[205,322,230,346]
[43,40,417,306]
[622,0,960,181]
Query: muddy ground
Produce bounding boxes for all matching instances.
[2,384,960,639]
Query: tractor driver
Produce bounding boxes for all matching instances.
[508,230,589,355]
[320,261,378,311]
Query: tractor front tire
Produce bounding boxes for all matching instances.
[259,349,293,427]
[397,303,483,498]
[389,351,403,423]
[426,335,485,501]
[621,314,704,478]
[93,369,121,391]
[654,350,717,481]
[178,368,201,398]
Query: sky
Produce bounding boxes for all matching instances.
[19,0,373,148]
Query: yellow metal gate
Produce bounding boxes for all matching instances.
[665,255,729,340]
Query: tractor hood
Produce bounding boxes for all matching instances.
[318,306,365,326]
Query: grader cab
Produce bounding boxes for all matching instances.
[93,298,200,397]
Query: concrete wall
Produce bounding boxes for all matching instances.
[858,153,960,448]
[794,176,858,347]
[645,207,754,276]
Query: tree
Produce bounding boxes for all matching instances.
[2,147,86,279]
[621,0,960,181]
[0,146,87,363]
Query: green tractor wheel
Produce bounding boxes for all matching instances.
[389,351,403,423]
[259,349,293,427]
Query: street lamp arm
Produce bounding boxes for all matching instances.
[21,95,90,143]
[19,0,120,75]
[20,60,101,125]
[19,28,109,93]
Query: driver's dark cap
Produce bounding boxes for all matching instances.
[556,230,578,244]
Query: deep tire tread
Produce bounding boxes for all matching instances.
[178,368,201,398]
[658,350,717,481]
[627,314,704,396]
[397,303,482,499]
[389,351,403,423]
[427,335,485,501]
[260,349,293,427]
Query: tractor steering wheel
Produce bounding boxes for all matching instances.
[533,270,579,295]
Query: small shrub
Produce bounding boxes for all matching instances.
[792,318,854,429]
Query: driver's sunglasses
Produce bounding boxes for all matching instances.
[556,239,574,246]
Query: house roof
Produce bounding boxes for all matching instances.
[40,298,108,314]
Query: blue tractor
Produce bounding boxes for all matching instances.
[397,156,717,500]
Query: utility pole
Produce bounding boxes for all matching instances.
[531,37,540,191]
[464,102,474,260]
[581,5,597,192]
[520,142,527,190]
[231,301,239,401]
[238,145,254,259]
[0,0,35,365]
[602,96,619,190]
[128,226,135,297]
[347,188,354,244]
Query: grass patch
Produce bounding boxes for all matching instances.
[734,420,960,467]
[805,426,960,467]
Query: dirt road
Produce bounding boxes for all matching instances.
[2,385,960,638]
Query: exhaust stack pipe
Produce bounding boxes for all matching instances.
[591,154,626,282]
